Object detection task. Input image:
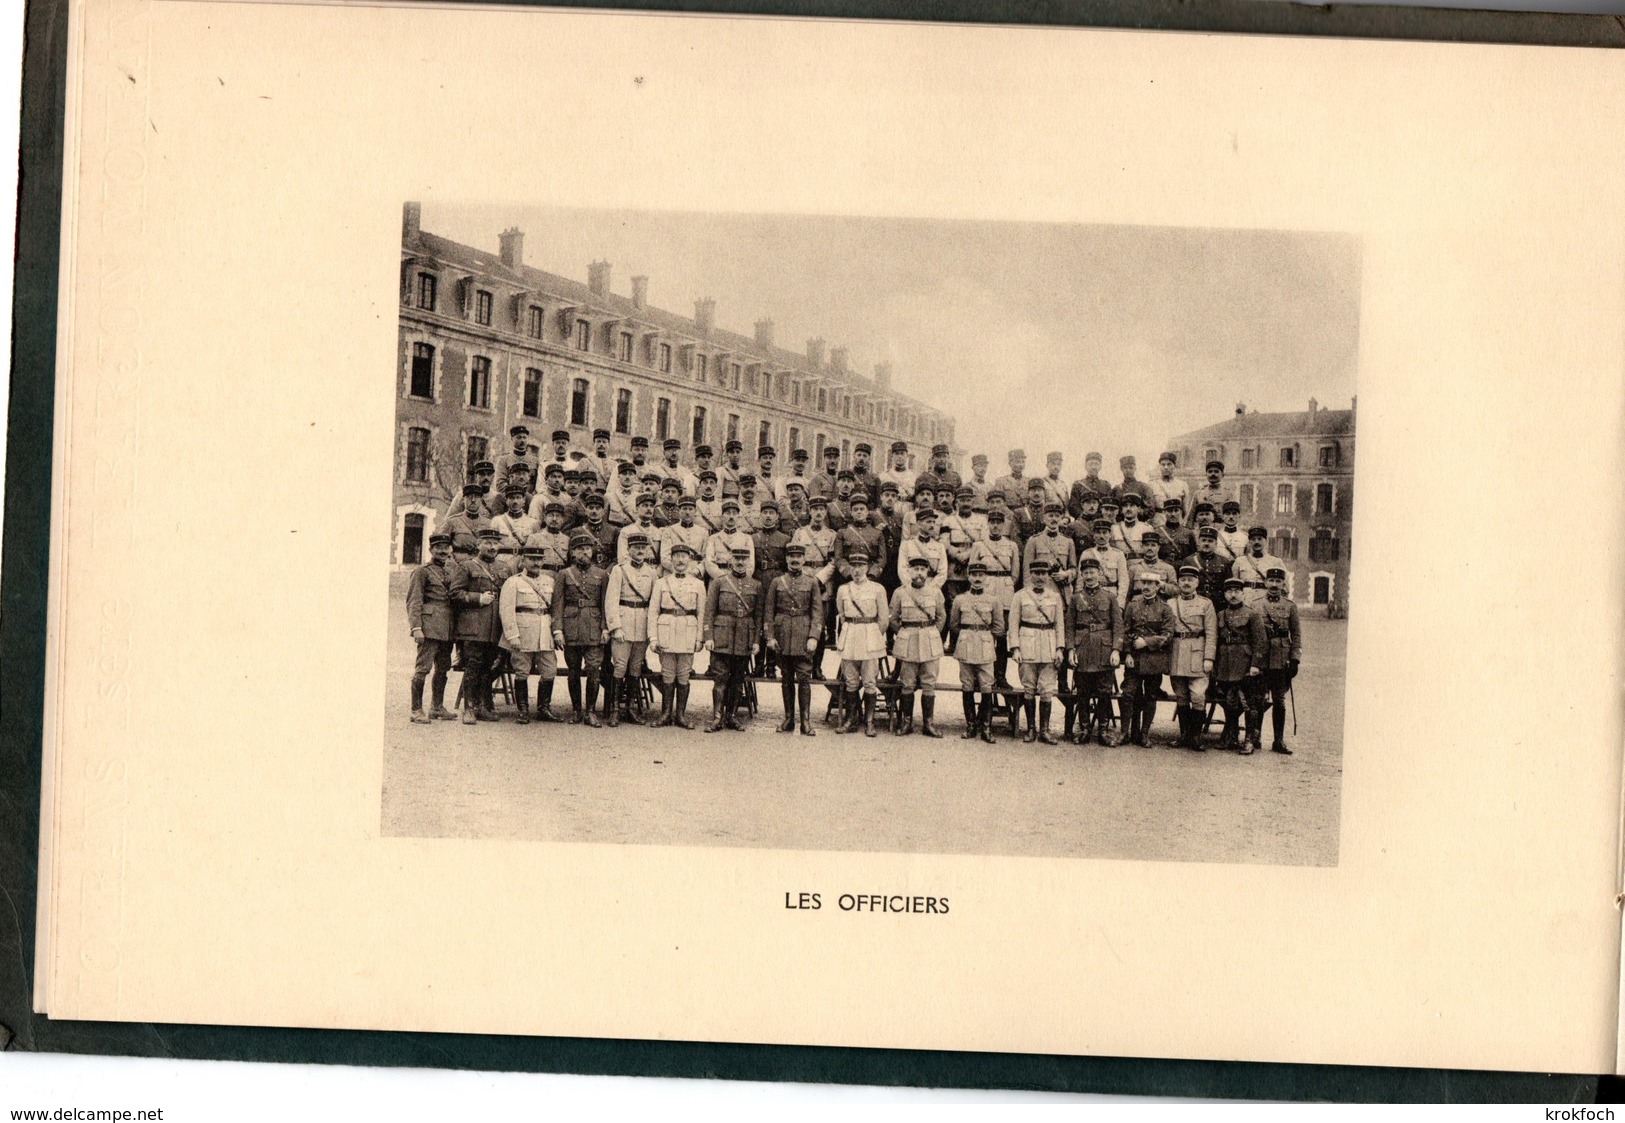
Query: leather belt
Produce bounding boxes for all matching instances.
[660,607,698,616]
[619,599,650,608]
[844,615,879,624]
[957,623,992,631]
[513,606,544,614]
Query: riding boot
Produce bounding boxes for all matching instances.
[533,676,556,722]
[863,693,877,737]
[410,677,428,723]
[978,694,997,743]
[797,683,816,736]
[430,674,453,720]
[1037,700,1058,744]
[1135,696,1155,745]
[725,679,747,731]
[920,694,943,738]
[706,684,727,732]
[826,684,844,726]
[1063,696,1076,741]
[960,691,979,739]
[514,679,531,725]
[617,676,635,725]
[1186,707,1207,751]
[1100,696,1122,746]
[1220,703,1239,749]
[1242,702,1262,754]
[1021,697,1037,743]
[566,671,583,724]
[674,684,694,729]
[461,674,478,724]
[778,680,796,733]
[895,693,914,736]
[1271,696,1290,753]
[604,677,620,728]
[651,681,672,727]
[583,674,603,728]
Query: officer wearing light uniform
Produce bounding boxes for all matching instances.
[834,548,889,737]
[1231,527,1286,607]
[1168,564,1218,750]
[888,556,948,738]
[498,545,559,725]
[1008,558,1065,745]
[604,532,658,727]
[946,561,1005,743]
[1145,451,1190,522]
[647,543,707,729]
[879,440,915,504]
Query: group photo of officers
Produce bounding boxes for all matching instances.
[404,425,1305,754]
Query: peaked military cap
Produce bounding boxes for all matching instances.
[668,543,695,558]
[971,453,988,465]
[428,532,453,546]
[472,460,495,474]
[592,428,611,441]
[1205,459,1225,472]
[890,440,909,453]
[1091,518,1113,531]
[785,542,806,556]
[955,486,974,499]
[1079,556,1102,570]
[509,424,530,437]
[846,548,870,563]
[549,430,570,442]
[1159,451,1177,464]
[633,494,655,507]
[759,499,780,512]
[758,445,776,458]
[630,436,649,448]
[1028,559,1052,573]
[1222,500,1242,512]
[721,498,741,512]
[730,546,751,558]
[626,532,650,548]
[1119,455,1136,469]
[1085,451,1103,463]
[543,501,566,514]
[698,469,718,481]
[1043,501,1064,514]
[737,473,757,486]
[617,461,637,475]
[582,493,606,507]
[660,477,682,490]
[1120,493,1144,506]
[823,445,840,457]
[476,528,503,540]
[854,442,872,454]
[1177,564,1201,577]
[932,443,951,456]
[663,438,682,451]
[1198,526,1219,540]
[1224,577,1244,589]
[968,561,989,574]
[504,484,527,497]
[1248,526,1269,538]
[694,444,713,457]
[520,545,545,557]
[1266,567,1287,580]
[678,495,697,508]
[569,532,598,552]
[461,483,484,496]
[849,492,870,506]
[879,481,899,494]
[808,495,828,508]
[1193,500,1216,515]
[907,556,932,569]
[790,448,810,461]
[837,469,854,481]
[543,462,565,476]
[1163,498,1183,510]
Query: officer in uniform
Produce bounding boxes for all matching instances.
[578,493,618,570]
[1168,564,1218,750]
[1213,576,1266,752]
[694,470,725,533]
[811,445,842,501]
[775,447,815,505]
[527,463,575,528]
[470,461,502,518]
[494,425,540,487]
[939,486,978,624]
[1145,451,1189,522]
[703,546,762,733]
[1231,527,1285,607]
[1008,558,1066,744]
[1023,503,1078,598]
[450,528,504,723]
[1120,571,1175,746]
[657,438,697,496]
[544,430,574,476]
[1257,567,1302,754]
[617,496,661,569]
[1068,556,1124,745]
[736,473,764,532]
[691,444,716,495]
[913,443,962,499]
[778,478,810,531]
[1112,455,1153,513]
[1078,518,1131,608]
[1192,459,1234,513]
[607,462,641,529]
[791,496,839,694]
[552,532,610,727]
[654,477,683,528]
[1070,453,1112,510]
[442,483,493,561]
[647,543,706,729]
[626,435,651,476]
[497,545,559,725]
[850,442,880,505]
[659,495,706,576]
[1216,500,1249,560]
[1110,493,1156,558]
[1185,526,1234,606]
[583,428,617,490]
[1036,452,1069,511]
[992,448,1030,511]
[1127,533,1179,601]
[764,542,823,735]
[879,440,916,503]
[833,547,889,737]
[888,556,948,737]
[719,439,746,498]
[876,482,908,597]
[524,502,573,574]
[946,560,1004,743]
[964,453,993,505]
[604,531,658,727]
[407,531,458,723]
[703,498,756,581]
[834,492,887,594]
[826,469,859,530]
[490,485,539,560]
[895,508,948,595]
[754,445,780,503]
[752,501,793,605]
[1156,499,1197,565]
[968,508,1020,690]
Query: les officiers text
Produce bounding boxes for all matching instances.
[786,892,949,914]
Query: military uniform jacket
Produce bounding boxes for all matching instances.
[1122,595,1175,676]
[1192,482,1235,514]
[991,473,1031,511]
[1258,596,1302,670]
[494,447,540,485]
[889,585,946,662]
[1068,586,1123,672]
[790,525,838,583]
[968,538,1021,607]
[851,467,880,506]
[449,556,503,643]
[1158,526,1197,566]
[580,519,617,570]
[1113,479,1154,510]
[605,562,657,643]
[1127,558,1179,600]
[1110,519,1156,559]
[913,467,963,498]
[616,520,664,569]
[551,564,608,646]
[879,466,916,502]
[765,571,823,654]
[825,496,854,532]
[490,512,540,554]
[648,574,706,653]
[1009,586,1065,665]
[704,529,756,581]
[657,523,707,575]
[654,501,682,528]
[695,498,725,535]
[896,536,948,591]
[1167,595,1218,678]
[606,485,640,528]
[1023,532,1078,591]
[1146,476,1190,520]
[774,472,815,504]
[753,528,792,586]
[939,514,976,582]
[522,528,572,573]
[1078,545,1132,606]
[1217,525,1249,561]
[498,571,556,653]
[835,580,890,659]
[704,573,762,656]
[1215,603,1266,682]
[809,470,842,501]
[1183,550,1234,605]
[440,511,491,557]
[525,489,578,528]
[718,461,744,498]
[834,523,886,582]
[406,561,456,641]
[947,591,1005,666]
[1231,551,1285,605]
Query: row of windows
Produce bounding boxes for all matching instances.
[1200,443,1343,470]
[1231,481,1340,518]
[411,271,948,440]
[1268,527,1345,563]
[407,342,882,457]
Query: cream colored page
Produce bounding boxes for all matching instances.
[43,0,1625,1071]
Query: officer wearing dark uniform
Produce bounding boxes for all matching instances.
[704,547,763,732]
[912,443,962,499]
[850,442,880,506]
[578,493,618,569]
[407,531,458,722]
[1184,526,1234,606]
[1257,566,1302,754]
[1068,557,1124,746]
[764,543,823,736]
[441,484,493,561]
[1120,571,1175,745]
[1157,499,1198,565]
[1214,576,1267,752]
[552,532,610,727]
[449,528,504,723]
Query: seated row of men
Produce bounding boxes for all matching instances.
[406,517,1304,752]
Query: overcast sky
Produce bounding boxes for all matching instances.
[422,203,1359,472]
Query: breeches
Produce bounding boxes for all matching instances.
[840,659,880,695]
[1171,674,1208,709]
[413,639,453,681]
[1018,662,1057,698]
[508,649,557,678]
[896,659,938,692]
[610,638,648,678]
[660,651,695,685]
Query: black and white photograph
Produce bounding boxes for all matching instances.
[382,203,1356,865]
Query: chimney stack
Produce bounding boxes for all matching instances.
[588,260,612,297]
[631,276,648,310]
[694,297,716,335]
[755,319,775,349]
[830,347,849,375]
[806,337,826,368]
[1235,401,1246,417]
[402,201,421,243]
[498,227,524,270]
[874,361,893,390]
[1308,397,1318,415]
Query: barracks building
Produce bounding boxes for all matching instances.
[391,203,961,567]
[1168,399,1355,612]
